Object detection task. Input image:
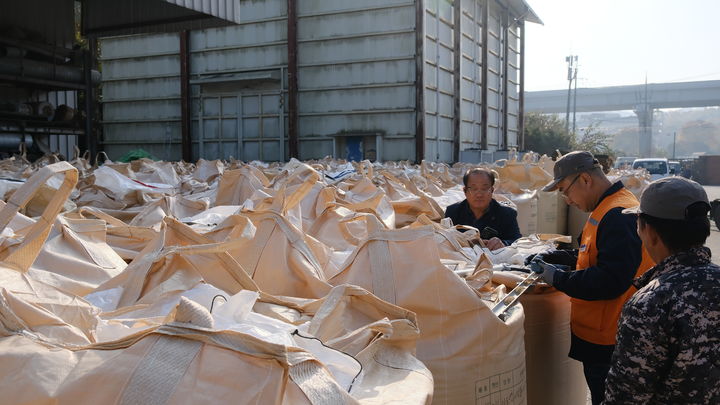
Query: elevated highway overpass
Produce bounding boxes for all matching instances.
[525,80,720,156]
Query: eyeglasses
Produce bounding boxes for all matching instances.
[465,187,493,195]
[560,174,581,199]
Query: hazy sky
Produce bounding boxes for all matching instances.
[524,0,720,91]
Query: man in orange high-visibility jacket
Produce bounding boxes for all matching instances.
[534,151,654,405]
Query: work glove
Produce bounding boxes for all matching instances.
[529,258,570,286]
[525,249,578,269]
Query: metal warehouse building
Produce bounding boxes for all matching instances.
[100,0,540,163]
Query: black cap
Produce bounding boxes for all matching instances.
[622,177,710,220]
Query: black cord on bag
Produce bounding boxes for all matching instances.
[209,294,228,313]
[291,329,363,393]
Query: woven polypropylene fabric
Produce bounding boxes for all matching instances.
[118,336,202,405]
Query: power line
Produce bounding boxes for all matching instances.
[664,71,720,83]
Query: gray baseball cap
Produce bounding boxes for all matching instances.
[542,151,602,192]
[622,176,710,220]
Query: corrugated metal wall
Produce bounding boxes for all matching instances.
[296,0,418,161]
[101,1,288,161]
[485,0,520,151]
[506,17,521,149]
[423,0,455,162]
[458,0,484,151]
[101,33,183,160]
[486,1,503,149]
[421,0,520,162]
[99,0,525,163]
[189,0,287,161]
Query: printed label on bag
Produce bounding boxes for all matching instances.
[475,363,526,405]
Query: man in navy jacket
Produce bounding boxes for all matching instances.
[444,168,521,249]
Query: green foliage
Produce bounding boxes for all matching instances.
[574,122,615,157]
[524,113,616,159]
[523,113,574,156]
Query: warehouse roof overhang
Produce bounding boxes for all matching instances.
[82,0,242,37]
[508,0,543,25]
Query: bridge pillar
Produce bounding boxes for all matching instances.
[634,103,653,157]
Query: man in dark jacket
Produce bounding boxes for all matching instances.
[444,168,521,249]
[603,177,720,404]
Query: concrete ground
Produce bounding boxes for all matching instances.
[703,186,720,265]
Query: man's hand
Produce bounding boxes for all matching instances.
[529,258,570,286]
[525,249,577,269]
[540,249,577,269]
[483,237,505,251]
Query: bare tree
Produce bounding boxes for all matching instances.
[574,122,614,156]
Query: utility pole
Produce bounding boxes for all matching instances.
[565,55,578,134]
[572,58,579,135]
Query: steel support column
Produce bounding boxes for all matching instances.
[480,0,489,150]
[179,30,192,162]
[287,0,299,159]
[502,9,509,149]
[83,37,98,163]
[519,20,525,151]
[452,0,461,163]
[415,0,426,163]
[635,103,653,158]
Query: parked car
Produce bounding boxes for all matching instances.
[614,156,638,170]
[668,160,681,175]
[632,158,670,181]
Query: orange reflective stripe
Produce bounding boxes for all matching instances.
[572,188,654,345]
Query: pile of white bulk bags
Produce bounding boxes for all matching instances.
[0,162,434,404]
[0,152,599,405]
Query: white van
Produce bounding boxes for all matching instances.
[614,156,638,169]
[632,158,670,181]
